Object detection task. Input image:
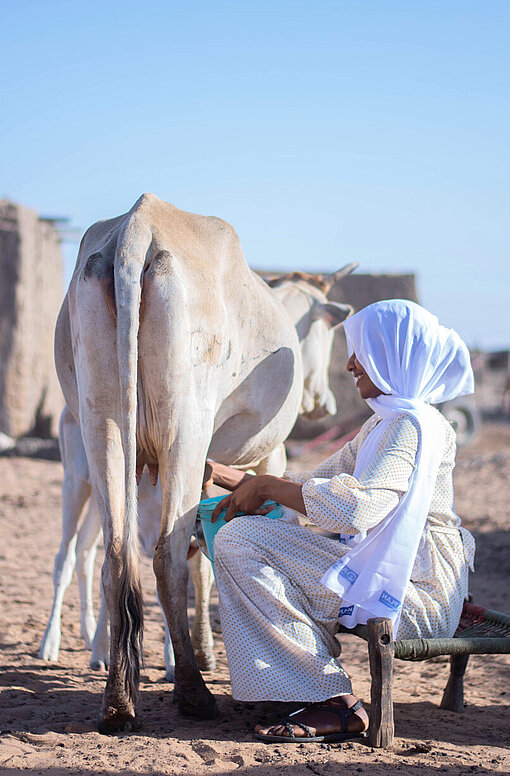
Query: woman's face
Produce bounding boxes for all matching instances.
[346,353,384,399]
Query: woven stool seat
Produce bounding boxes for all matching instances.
[336,600,510,747]
[455,601,510,638]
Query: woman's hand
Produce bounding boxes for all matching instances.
[211,476,272,522]
[211,474,306,522]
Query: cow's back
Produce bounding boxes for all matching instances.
[57,193,302,468]
[129,195,303,467]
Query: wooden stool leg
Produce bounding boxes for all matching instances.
[440,653,470,713]
[367,617,394,748]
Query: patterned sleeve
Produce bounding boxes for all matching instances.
[283,415,377,485]
[301,414,420,534]
[283,426,366,485]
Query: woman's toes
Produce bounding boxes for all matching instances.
[255,723,279,736]
[255,723,290,737]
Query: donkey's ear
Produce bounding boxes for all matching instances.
[328,263,359,284]
[320,262,359,292]
[312,301,353,329]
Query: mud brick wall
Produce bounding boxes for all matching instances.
[0,200,64,437]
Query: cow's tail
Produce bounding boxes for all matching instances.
[113,219,151,702]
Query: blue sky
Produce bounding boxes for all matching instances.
[1,1,509,349]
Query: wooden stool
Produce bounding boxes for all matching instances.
[337,601,510,747]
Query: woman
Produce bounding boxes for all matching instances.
[205,299,475,743]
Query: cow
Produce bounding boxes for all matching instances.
[39,262,356,678]
[54,193,353,732]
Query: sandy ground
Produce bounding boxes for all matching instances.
[0,422,509,775]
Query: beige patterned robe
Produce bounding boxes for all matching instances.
[214,409,475,702]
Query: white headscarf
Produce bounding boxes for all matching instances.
[321,299,474,630]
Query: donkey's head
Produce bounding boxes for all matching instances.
[267,263,357,419]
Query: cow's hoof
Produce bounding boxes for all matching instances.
[38,633,60,662]
[177,691,219,720]
[97,708,141,734]
[38,647,58,662]
[194,651,217,672]
[165,666,176,683]
[90,660,108,672]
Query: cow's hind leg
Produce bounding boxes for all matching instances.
[80,414,143,733]
[152,585,176,682]
[189,546,215,672]
[99,484,143,731]
[157,547,215,681]
[96,484,143,732]
[39,466,91,661]
[75,496,102,649]
[90,576,110,671]
[252,442,287,477]
[74,260,145,733]
[156,545,215,681]
[154,435,218,720]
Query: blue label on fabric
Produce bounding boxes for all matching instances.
[379,591,401,611]
[338,565,358,585]
[339,605,354,617]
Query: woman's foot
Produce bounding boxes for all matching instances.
[254,694,369,743]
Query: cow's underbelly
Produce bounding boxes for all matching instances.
[207,407,294,467]
[207,354,302,466]
[207,345,302,466]
[134,341,302,471]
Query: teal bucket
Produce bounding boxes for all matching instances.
[196,496,283,577]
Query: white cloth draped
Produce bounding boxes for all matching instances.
[321,300,474,631]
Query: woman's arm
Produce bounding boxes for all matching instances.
[205,419,374,496]
[211,474,305,522]
[284,426,365,485]
[203,460,254,491]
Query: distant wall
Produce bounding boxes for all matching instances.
[292,272,418,438]
[0,200,64,437]
[471,350,510,418]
